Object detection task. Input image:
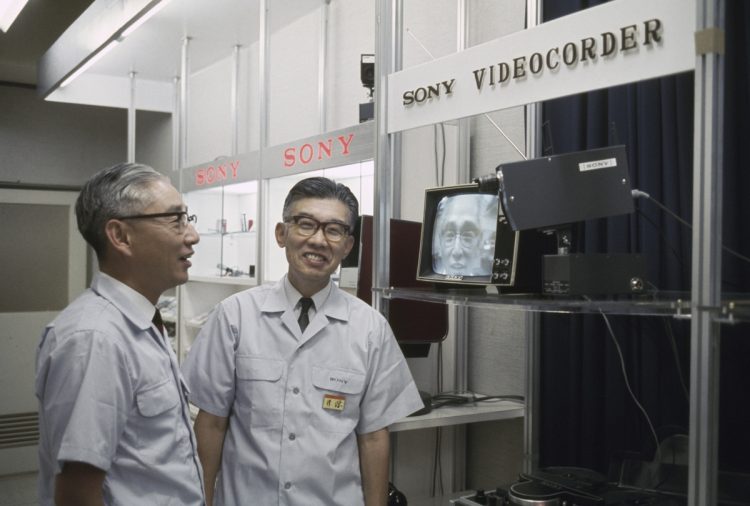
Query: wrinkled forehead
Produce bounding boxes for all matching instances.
[441,194,482,223]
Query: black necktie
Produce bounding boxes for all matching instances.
[298,297,314,332]
[152,309,165,337]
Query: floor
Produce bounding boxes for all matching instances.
[0,472,37,506]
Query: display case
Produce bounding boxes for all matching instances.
[169,152,260,360]
[183,182,259,282]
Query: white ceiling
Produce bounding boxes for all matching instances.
[58,0,323,84]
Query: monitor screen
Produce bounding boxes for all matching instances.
[417,183,555,290]
[431,193,498,277]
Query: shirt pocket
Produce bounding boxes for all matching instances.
[236,356,285,428]
[133,377,182,456]
[311,366,366,433]
[136,377,180,417]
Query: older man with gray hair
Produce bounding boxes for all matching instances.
[35,163,204,505]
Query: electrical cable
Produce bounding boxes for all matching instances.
[662,318,690,404]
[632,189,750,266]
[634,207,688,275]
[595,307,662,465]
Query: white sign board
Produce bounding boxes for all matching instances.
[387,0,695,133]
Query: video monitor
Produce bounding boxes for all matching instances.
[417,183,555,290]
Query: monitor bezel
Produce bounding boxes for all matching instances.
[417,183,501,286]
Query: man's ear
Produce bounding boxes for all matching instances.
[342,234,355,258]
[274,222,287,248]
[104,219,134,257]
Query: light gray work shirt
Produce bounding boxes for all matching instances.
[182,276,423,506]
[35,272,205,506]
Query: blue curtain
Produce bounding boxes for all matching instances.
[539,0,750,486]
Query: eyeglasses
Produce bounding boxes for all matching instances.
[442,229,480,248]
[285,215,350,242]
[116,211,197,230]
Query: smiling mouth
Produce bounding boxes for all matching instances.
[303,252,328,263]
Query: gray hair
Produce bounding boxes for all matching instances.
[75,163,168,258]
[282,176,359,229]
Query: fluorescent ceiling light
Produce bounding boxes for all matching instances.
[59,39,120,88]
[0,0,29,32]
[120,0,174,39]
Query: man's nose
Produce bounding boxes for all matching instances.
[185,223,200,244]
[307,226,328,244]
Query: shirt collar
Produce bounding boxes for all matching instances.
[282,275,332,312]
[91,271,157,331]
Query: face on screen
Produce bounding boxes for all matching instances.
[432,194,497,277]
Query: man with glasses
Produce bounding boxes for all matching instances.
[35,163,204,505]
[183,176,422,506]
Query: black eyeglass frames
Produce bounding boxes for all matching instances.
[284,215,350,242]
[116,211,197,229]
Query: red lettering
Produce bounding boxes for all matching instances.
[338,134,354,155]
[230,160,240,178]
[284,148,296,168]
[318,139,332,160]
[206,166,215,183]
[283,133,355,169]
[299,143,314,164]
[217,164,227,181]
[195,169,205,186]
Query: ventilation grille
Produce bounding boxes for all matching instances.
[0,412,39,449]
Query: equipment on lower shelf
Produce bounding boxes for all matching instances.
[452,467,684,505]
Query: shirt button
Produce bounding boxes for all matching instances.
[284,482,292,490]
[289,433,296,441]
[292,387,300,394]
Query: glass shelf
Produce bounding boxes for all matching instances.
[189,275,257,286]
[390,399,524,433]
[375,286,750,322]
[199,230,257,237]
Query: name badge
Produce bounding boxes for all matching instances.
[322,394,346,411]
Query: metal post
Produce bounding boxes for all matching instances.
[180,37,191,168]
[127,71,136,162]
[390,0,403,220]
[172,76,180,172]
[318,1,330,133]
[451,0,470,491]
[373,0,396,314]
[522,0,543,476]
[257,0,269,285]
[688,0,724,505]
[231,45,241,156]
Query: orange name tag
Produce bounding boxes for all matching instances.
[322,394,346,411]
